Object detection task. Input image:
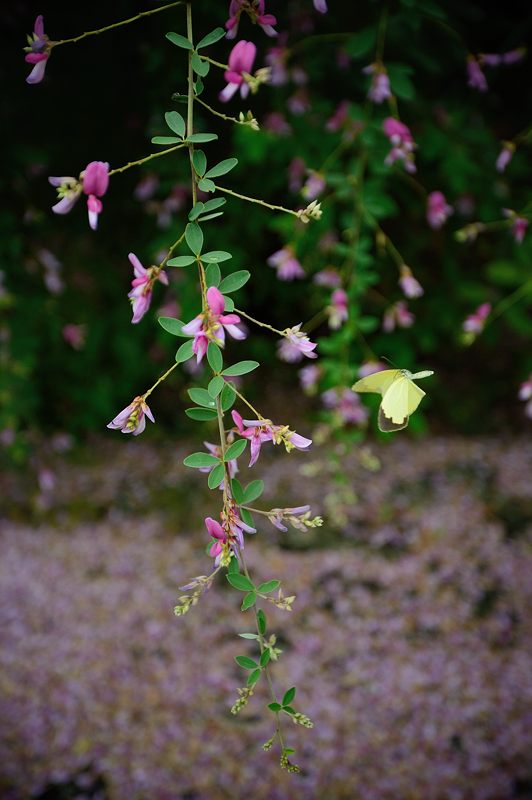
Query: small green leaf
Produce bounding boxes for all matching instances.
[175,340,194,364]
[283,706,296,716]
[202,197,226,213]
[197,212,224,222]
[224,439,247,462]
[258,580,280,594]
[208,376,224,398]
[166,256,196,267]
[235,655,259,670]
[188,133,218,143]
[185,407,218,421]
[268,702,282,712]
[151,136,181,145]
[282,687,296,706]
[183,452,220,468]
[197,177,216,192]
[247,668,262,687]
[205,158,238,179]
[201,251,232,264]
[185,222,203,255]
[257,609,267,635]
[218,270,251,293]
[240,508,254,528]
[227,556,239,574]
[188,387,216,408]
[260,650,271,668]
[191,52,210,77]
[241,591,257,611]
[227,573,254,591]
[221,382,236,412]
[188,202,205,221]
[158,317,188,336]
[283,748,296,755]
[223,295,235,312]
[345,27,376,58]
[238,633,259,640]
[222,361,259,377]
[208,463,225,489]
[192,150,207,177]
[166,31,193,49]
[205,262,221,288]
[243,480,264,504]
[231,478,245,504]
[207,342,223,372]
[196,27,226,49]
[165,111,186,138]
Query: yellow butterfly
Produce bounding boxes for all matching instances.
[353,368,434,432]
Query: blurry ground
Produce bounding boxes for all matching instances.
[1,435,532,800]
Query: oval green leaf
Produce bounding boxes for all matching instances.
[218,270,251,294]
[224,439,247,462]
[183,452,220,468]
[207,342,223,372]
[175,340,194,364]
[205,158,238,179]
[196,27,226,49]
[227,573,254,592]
[222,361,260,377]
[185,222,203,255]
[166,31,193,49]
[188,387,216,408]
[185,407,218,421]
[165,111,185,138]
[208,463,225,489]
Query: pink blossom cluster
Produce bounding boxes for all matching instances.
[181,286,246,363]
[382,117,416,173]
[49,161,110,231]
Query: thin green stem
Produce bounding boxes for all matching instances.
[143,362,179,399]
[160,231,186,268]
[202,55,229,70]
[375,5,389,63]
[232,386,264,420]
[303,308,327,333]
[214,185,301,218]
[52,1,183,48]
[486,279,532,328]
[195,95,252,127]
[108,144,186,177]
[234,307,285,337]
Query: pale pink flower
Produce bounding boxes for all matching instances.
[287,89,310,115]
[265,46,289,86]
[268,505,311,532]
[219,41,257,102]
[62,324,86,350]
[24,15,50,84]
[328,289,349,329]
[519,376,532,419]
[263,112,292,135]
[467,56,488,91]
[225,1,277,40]
[313,0,328,12]
[48,175,82,216]
[399,266,424,299]
[496,142,515,173]
[511,217,529,244]
[128,253,168,324]
[301,171,326,201]
[267,246,305,280]
[181,286,246,364]
[427,191,453,229]
[363,64,392,103]
[278,324,317,362]
[322,388,369,426]
[232,410,311,465]
[463,303,491,335]
[314,268,342,288]
[299,364,321,393]
[134,174,160,201]
[107,396,155,436]
[288,157,306,193]
[383,300,414,332]
[481,48,525,66]
[383,117,416,173]
[326,100,350,132]
[358,360,387,378]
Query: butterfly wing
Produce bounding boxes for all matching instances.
[379,377,426,432]
[353,369,402,397]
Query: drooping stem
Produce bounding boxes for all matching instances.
[214,185,302,218]
[160,231,186,268]
[234,307,285,336]
[195,95,255,128]
[143,362,179,399]
[108,144,187,177]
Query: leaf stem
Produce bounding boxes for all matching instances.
[143,362,179,400]
[214,185,301,218]
[234,307,285,337]
[108,144,187,177]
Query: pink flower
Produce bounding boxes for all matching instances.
[199,442,238,489]
[232,410,312,465]
[181,286,246,364]
[326,100,350,132]
[225,1,277,40]
[299,364,321,393]
[287,157,306,193]
[24,15,50,84]
[268,505,311,532]
[496,142,515,173]
[82,161,110,230]
[278,324,317,362]
[205,517,228,561]
[107,396,155,436]
[363,64,392,104]
[382,117,416,173]
[314,268,342,288]
[519,376,532,420]
[398,266,424,299]
[48,176,83,216]
[128,253,168,324]
[481,48,525,67]
[463,302,491,335]
[383,300,414,332]
[267,246,305,280]
[263,112,292,136]
[328,289,349,329]
[467,56,488,91]
[427,191,453,229]
[62,324,86,350]
[219,41,257,102]
[301,171,326,201]
[358,360,387,378]
[511,217,529,244]
[322,388,369,426]
[265,46,289,86]
[313,0,328,12]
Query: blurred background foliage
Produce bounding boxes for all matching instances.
[2,0,532,463]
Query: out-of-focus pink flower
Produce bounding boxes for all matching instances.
[496,142,515,173]
[519,375,532,420]
[265,46,289,85]
[358,360,387,378]
[278,324,317,362]
[481,48,526,67]
[467,56,488,91]
[37,247,63,294]
[267,246,305,280]
[287,89,310,115]
[62,324,87,350]
[128,253,169,324]
[501,209,529,244]
[299,364,321,394]
[363,64,392,103]
[313,0,328,12]
[427,191,453,229]
[263,112,292,136]
[288,158,306,193]
[199,442,238,489]
[82,161,109,230]
[182,286,246,364]
[302,171,326,201]
[225,1,277,40]
[463,302,491,335]
[328,289,349,329]
[314,268,342,288]
[383,117,416,173]
[322,387,369,426]
[24,15,51,84]
[107,396,155,436]
[219,41,257,102]
[326,100,350,132]
[399,265,423,299]
[134,174,160,202]
[383,300,414,332]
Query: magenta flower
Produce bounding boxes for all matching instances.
[399,266,424,299]
[496,142,515,173]
[301,171,326,201]
[232,410,274,467]
[128,253,169,324]
[383,300,414,332]
[383,117,416,173]
[278,324,317,362]
[313,0,328,12]
[322,388,369,426]
[83,161,110,230]
[199,442,238,489]
[467,56,488,91]
[181,286,246,364]
[363,64,392,104]
[427,191,453,229]
[519,375,532,420]
[219,41,257,102]
[107,396,155,436]
[328,289,349,329]
[205,517,228,561]
[511,217,529,244]
[225,1,277,40]
[463,303,491,335]
[267,246,305,280]
[326,100,350,132]
[24,15,51,85]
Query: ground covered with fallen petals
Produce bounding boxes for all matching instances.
[1,436,532,799]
